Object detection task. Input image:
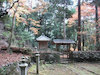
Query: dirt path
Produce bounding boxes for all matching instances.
[28,63,100,75]
[74,63,100,75]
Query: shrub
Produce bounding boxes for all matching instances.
[31,53,60,63]
[69,51,100,62]
[42,53,60,63]
[0,63,19,75]
[22,48,32,55]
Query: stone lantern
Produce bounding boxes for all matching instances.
[19,56,28,75]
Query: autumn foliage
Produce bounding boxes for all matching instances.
[7,0,47,34]
[68,2,100,24]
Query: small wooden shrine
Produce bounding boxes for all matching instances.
[36,33,51,49]
[53,39,75,51]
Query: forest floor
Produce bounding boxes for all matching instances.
[28,62,100,75]
[0,50,28,68]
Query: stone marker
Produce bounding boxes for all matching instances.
[36,53,40,75]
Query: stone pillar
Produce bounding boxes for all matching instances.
[19,57,28,75]
[36,53,40,75]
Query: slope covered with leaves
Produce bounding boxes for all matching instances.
[0,50,25,68]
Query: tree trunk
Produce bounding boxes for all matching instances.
[63,13,67,49]
[7,16,15,53]
[82,21,84,51]
[63,13,66,39]
[95,4,100,50]
[7,0,19,53]
[78,0,81,51]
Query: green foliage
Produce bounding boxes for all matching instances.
[18,31,34,41]
[14,24,35,47]
[2,31,11,38]
[0,63,19,75]
[0,67,7,75]
[1,0,98,51]
[41,53,60,63]
[66,25,77,40]
[49,0,72,5]
[0,0,5,3]
[71,8,76,14]
[5,23,11,30]
[38,0,74,40]
[0,0,75,49]
[0,16,8,22]
[22,48,32,55]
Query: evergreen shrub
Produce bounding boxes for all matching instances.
[31,53,60,63]
[0,63,19,75]
[69,51,100,62]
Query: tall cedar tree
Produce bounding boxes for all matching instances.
[78,0,81,51]
[94,0,100,50]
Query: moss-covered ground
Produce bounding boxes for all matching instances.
[28,62,100,75]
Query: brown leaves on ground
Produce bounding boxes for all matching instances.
[0,50,23,68]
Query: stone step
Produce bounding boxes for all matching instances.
[60,59,72,64]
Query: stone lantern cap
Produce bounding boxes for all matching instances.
[36,33,51,41]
